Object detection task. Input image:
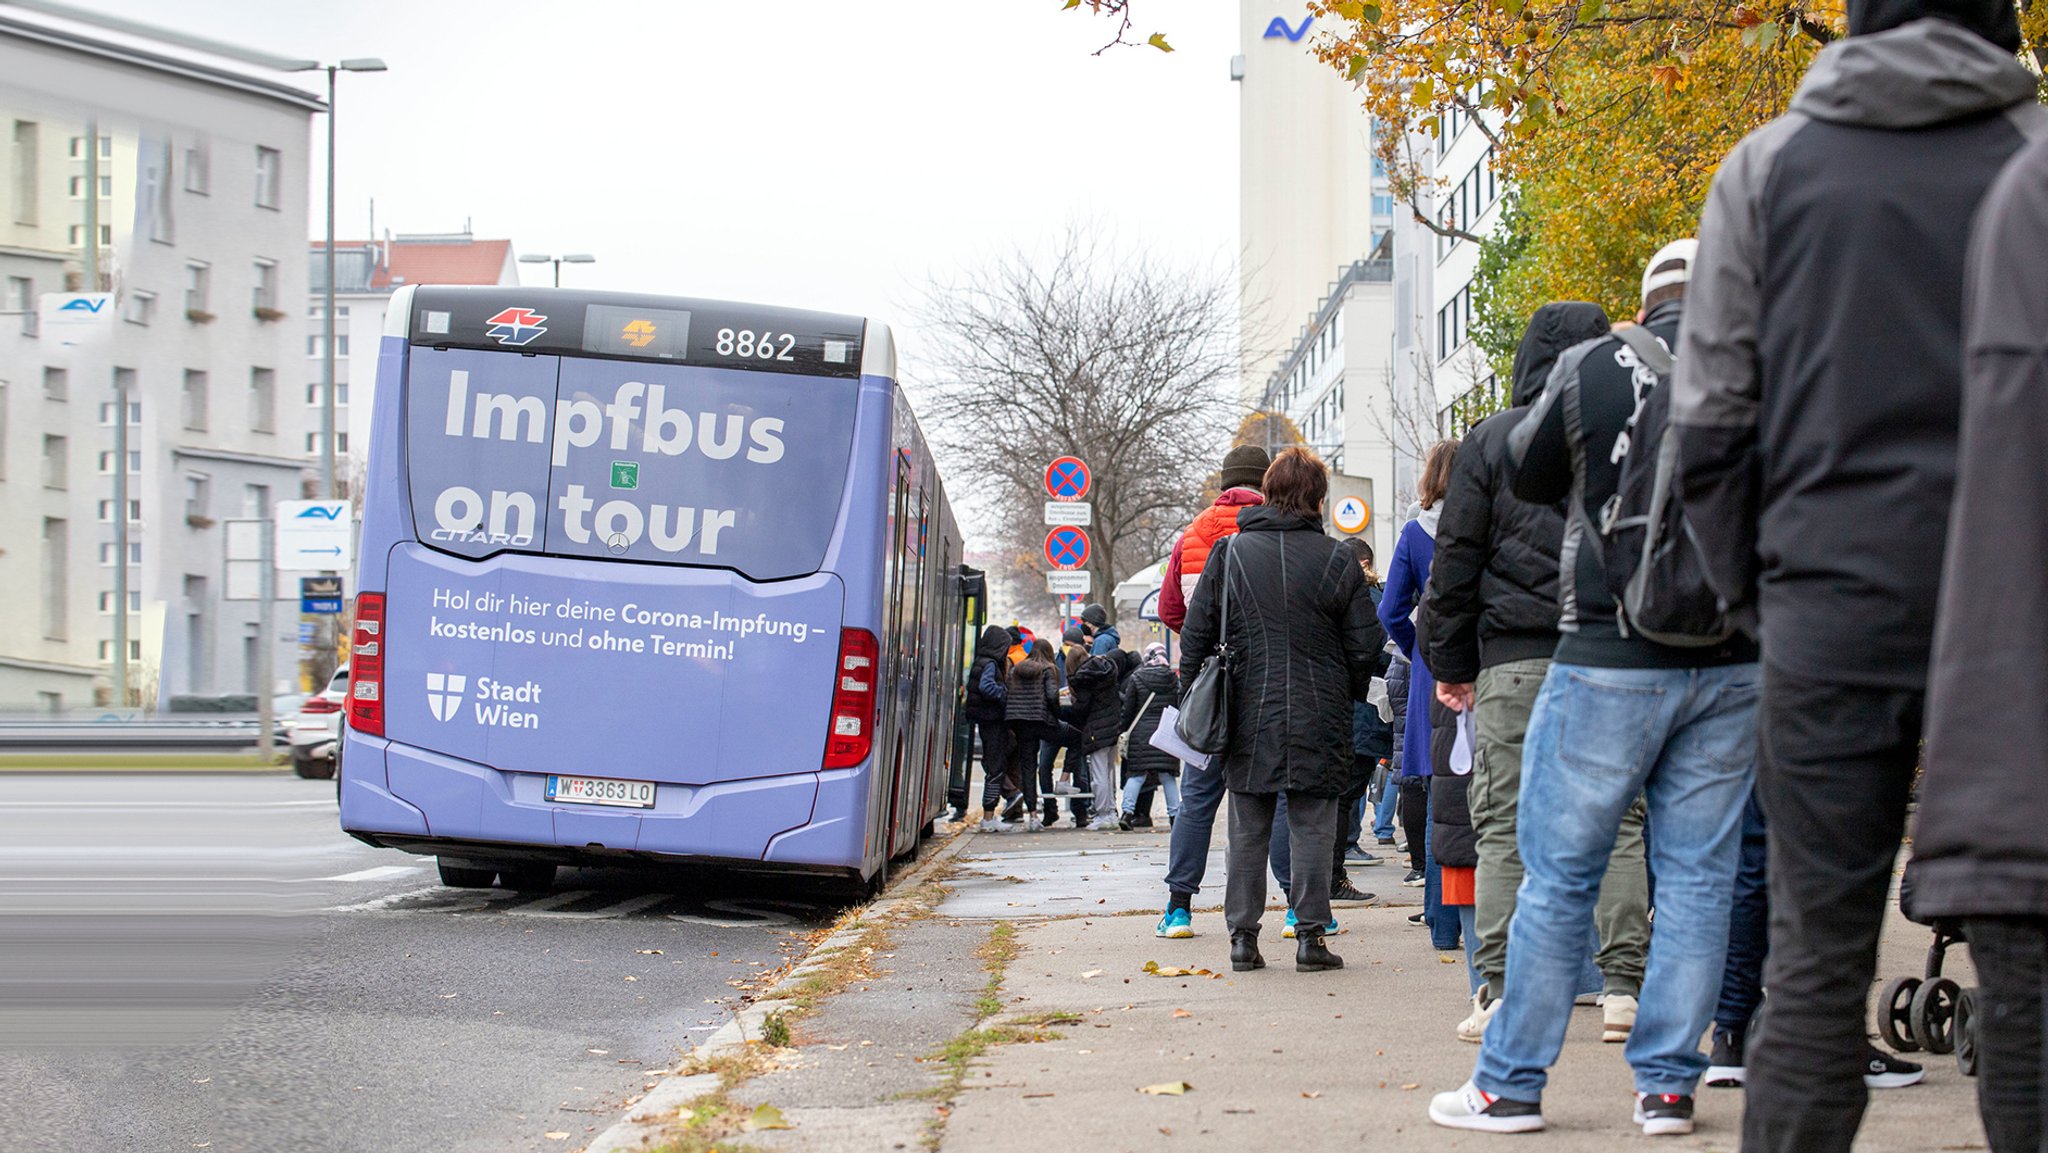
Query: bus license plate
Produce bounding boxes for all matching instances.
[546,774,656,809]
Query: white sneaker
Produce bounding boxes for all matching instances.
[1049,778,1084,796]
[978,817,1019,834]
[1633,1092,1695,1135]
[1427,1080,1545,1133]
[1603,993,1638,1043]
[1086,816,1120,831]
[1024,817,1046,832]
[1456,987,1502,1044]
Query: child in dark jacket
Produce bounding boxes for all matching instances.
[995,640,1062,832]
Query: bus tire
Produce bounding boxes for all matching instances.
[437,859,498,888]
[496,862,556,891]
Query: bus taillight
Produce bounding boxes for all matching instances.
[824,629,879,769]
[348,593,387,737]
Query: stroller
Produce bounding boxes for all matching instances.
[1877,863,1982,1076]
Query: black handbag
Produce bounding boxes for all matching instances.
[1173,540,1239,754]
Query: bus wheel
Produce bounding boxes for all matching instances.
[437,859,498,888]
[496,862,556,891]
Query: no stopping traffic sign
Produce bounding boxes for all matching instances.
[1044,525,1091,570]
[1044,456,1091,501]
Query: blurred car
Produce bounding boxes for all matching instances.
[287,666,348,779]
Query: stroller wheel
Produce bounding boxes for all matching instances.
[1953,987,1979,1077]
[1910,977,1961,1056]
[1879,976,1923,1053]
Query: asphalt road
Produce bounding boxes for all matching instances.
[0,773,847,1153]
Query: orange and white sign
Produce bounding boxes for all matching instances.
[1332,495,1370,535]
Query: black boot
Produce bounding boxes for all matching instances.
[1230,930,1265,972]
[1296,929,1343,972]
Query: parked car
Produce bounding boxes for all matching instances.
[288,666,348,779]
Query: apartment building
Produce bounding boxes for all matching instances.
[0,11,322,709]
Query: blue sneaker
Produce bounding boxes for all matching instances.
[1282,910,1339,939]
[1155,908,1194,939]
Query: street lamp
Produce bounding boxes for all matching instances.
[291,56,386,502]
[518,253,596,288]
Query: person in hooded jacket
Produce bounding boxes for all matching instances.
[1069,643,1132,831]
[1914,131,2048,1153]
[995,640,1062,832]
[1420,303,1639,1044]
[968,625,1018,829]
[1117,643,1181,828]
[1180,448,1385,975]
[1667,0,2046,1144]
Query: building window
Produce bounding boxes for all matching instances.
[98,640,144,661]
[43,365,66,401]
[67,224,113,248]
[99,590,142,614]
[68,174,113,198]
[98,541,143,567]
[308,333,351,358]
[254,146,281,209]
[304,382,349,406]
[7,275,33,335]
[68,135,112,159]
[97,450,142,474]
[11,121,37,225]
[182,369,208,431]
[184,262,210,318]
[184,473,211,520]
[41,434,67,489]
[252,259,278,313]
[97,499,141,523]
[249,368,276,433]
[42,518,67,640]
[98,400,142,425]
[243,483,271,518]
[118,290,152,326]
[183,140,209,194]
[1436,285,1475,362]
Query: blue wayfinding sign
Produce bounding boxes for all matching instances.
[300,575,344,615]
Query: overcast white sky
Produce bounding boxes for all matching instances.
[70,0,1241,328]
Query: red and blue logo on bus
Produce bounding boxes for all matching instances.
[484,307,548,346]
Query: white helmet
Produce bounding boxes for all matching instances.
[1641,238,1699,303]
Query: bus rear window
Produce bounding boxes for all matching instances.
[404,347,859,580]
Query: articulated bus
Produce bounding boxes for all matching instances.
[339,285,966,895]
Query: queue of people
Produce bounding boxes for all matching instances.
[958,2,2044,1144]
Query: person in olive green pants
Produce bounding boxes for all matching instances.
[1470,658,1649,1033]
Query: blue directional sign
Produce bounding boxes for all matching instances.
[1044,525,1091,571]
[1043,456,1091,502]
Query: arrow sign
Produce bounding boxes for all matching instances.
[1044,456,1091,501]
[1044,525,1091,571]
[275,500,353,572]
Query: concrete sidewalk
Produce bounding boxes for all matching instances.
[937,826,1983,1153]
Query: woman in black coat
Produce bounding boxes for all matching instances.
[1117,644,1180,829]
[1179,448,1386,973]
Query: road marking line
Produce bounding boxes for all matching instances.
[323,865,421,883]
[513,892,672,920]
[502,889,596,916]
[325,885,444,913]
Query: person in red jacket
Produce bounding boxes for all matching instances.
[1157,445,1270,634]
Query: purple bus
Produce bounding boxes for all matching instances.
[338,286,965,896]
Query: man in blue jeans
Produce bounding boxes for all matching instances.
[1428,245,1759,1136]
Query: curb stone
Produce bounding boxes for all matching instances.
[581,825,979,1153]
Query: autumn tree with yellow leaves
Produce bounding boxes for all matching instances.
[1301,0,2043,374]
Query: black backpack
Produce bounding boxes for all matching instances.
[1596,325,1739,648]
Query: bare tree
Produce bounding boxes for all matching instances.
[909,228,1238,624]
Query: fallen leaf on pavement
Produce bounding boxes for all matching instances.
[1023,1092,1055,1099]
[1172,1008,1193,1019]
[1146,966,1196,977]
[587,1049,609,1055]
[1081,969,1104,979]
[1439,955,1458,964]
[1139,1082,1193,1096]
[826,1044,850,1051]
[743,1103,793,1132]
[637,949,663,955]
[1401,1083,1420,1090]
[624,976,638,982]
[543,1133,569,1141]
[1301,1091,1322,1099]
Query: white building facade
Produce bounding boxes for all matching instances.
[0,12,322,709]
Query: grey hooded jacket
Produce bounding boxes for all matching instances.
[1912,135,2048,918]
[1668,18,2047,686]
